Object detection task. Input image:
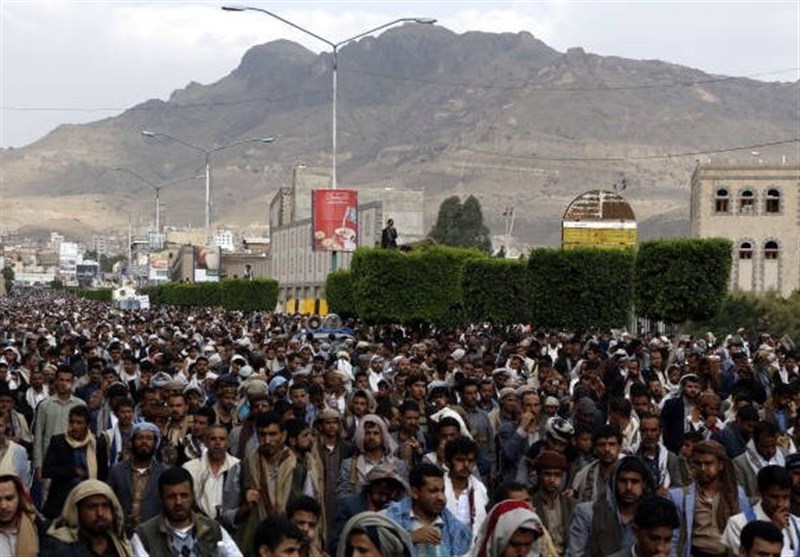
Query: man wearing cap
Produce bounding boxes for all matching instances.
[660,373,702,454]
[328,462,409,553]
[498,388,542,484]
[532,450,574,556]
[314,407,353,531]
[107,421,166,536]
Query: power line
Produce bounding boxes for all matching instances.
[339,66,800,93]
[462,137,800,162]
[1,67,797,113]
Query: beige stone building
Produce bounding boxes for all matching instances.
[690,163,800,297]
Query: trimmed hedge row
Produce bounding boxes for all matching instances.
[349,246,483,326]
[463,259,529,324]
[325,270,356,319]
[527,247,635,330]
[329,238,733,328]
[634,238,732,323]
[68,287,113,302]
[149,279,279,311]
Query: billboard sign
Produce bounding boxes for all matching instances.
[311,189,358,252]
[193,245,220,282]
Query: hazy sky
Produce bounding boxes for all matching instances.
[1,1,798,148]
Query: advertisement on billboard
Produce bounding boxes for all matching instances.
[311,189,358,252]
[193,245,220,282]
[148,251,171,283]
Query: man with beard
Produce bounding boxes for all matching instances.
[668,440,751,557]
[184,424,241,531]
[235,412,296,555]
[337,414,407,499]
[285,418,325,516]
[607,495,681,557]
[108,421,166,537]
[568,455,656,557]
[384,462,472,557]
[660,374,702,454]
[328,463,409,553]
[0,474,39,557]
[722,465,800,555]
[636,414,686,495]
[572,424,623,503]
[314,407,353,532]
[42,479,133,556]
[132,466,242,556]
[734,421,786,499]
[229,388,271,460]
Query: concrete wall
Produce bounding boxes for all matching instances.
[690,164,800,297]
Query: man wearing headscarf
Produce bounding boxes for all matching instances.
[41,479,133,557]
[42,405,108,519]
[568,455,656,557]
[107,421,166,537]
[668,439,751,557]
[337,511,414,557]
[0,474,40,557]
[471,499,546,557]
[337,414,407,499]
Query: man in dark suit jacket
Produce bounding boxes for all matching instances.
[42,405,108,518]
[660,374,702,454]
[107,421,166,536]
[328,463,408,554]
[607,495,680,557]
[531,451,575,557]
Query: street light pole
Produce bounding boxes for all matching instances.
[140,131,275,245]
[222,6,435,189]
[113,167,203,236]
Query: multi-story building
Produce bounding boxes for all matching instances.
[690,163,799,297]
[268,166,425,309]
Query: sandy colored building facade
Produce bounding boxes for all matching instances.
[690,163,800,297]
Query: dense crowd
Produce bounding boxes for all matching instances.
[0,289,798,557]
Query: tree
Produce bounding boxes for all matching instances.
[1,266,14,294]
[429,195,492,254]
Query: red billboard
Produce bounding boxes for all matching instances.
[312,189,358,252]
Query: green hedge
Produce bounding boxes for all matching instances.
[325,270,356,318]
[149,279,278,310]
[634,238,732,322]
[686,290,800,341]
[68,287,113,302]
[527,247,635,329]
[351,246,484,325]
[463,259,529,323]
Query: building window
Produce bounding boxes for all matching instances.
[715,188,730,213]
[739,190,755,214]
[765,189,781,213]
[764,241,779,260]
[739,242,753,260]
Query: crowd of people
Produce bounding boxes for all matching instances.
[0,288,798,557]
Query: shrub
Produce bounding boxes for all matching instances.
[463,259,529,323]
[527,247,635,330]
[325,270,356,318]
[634,238,732,323]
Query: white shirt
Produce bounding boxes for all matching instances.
[444,473,488,556]
[722,502,799,557]
[131,521,243,557]
[183,453,240,519]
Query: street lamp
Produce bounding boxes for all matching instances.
[113,167,202,235]
[222,6,435,189]
[141,131,275,245]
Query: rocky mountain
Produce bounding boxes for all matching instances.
[1,24,798,248]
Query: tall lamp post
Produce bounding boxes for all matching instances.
[113,167,202,235]
[141,131,275,245]
[222,6,435,189]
